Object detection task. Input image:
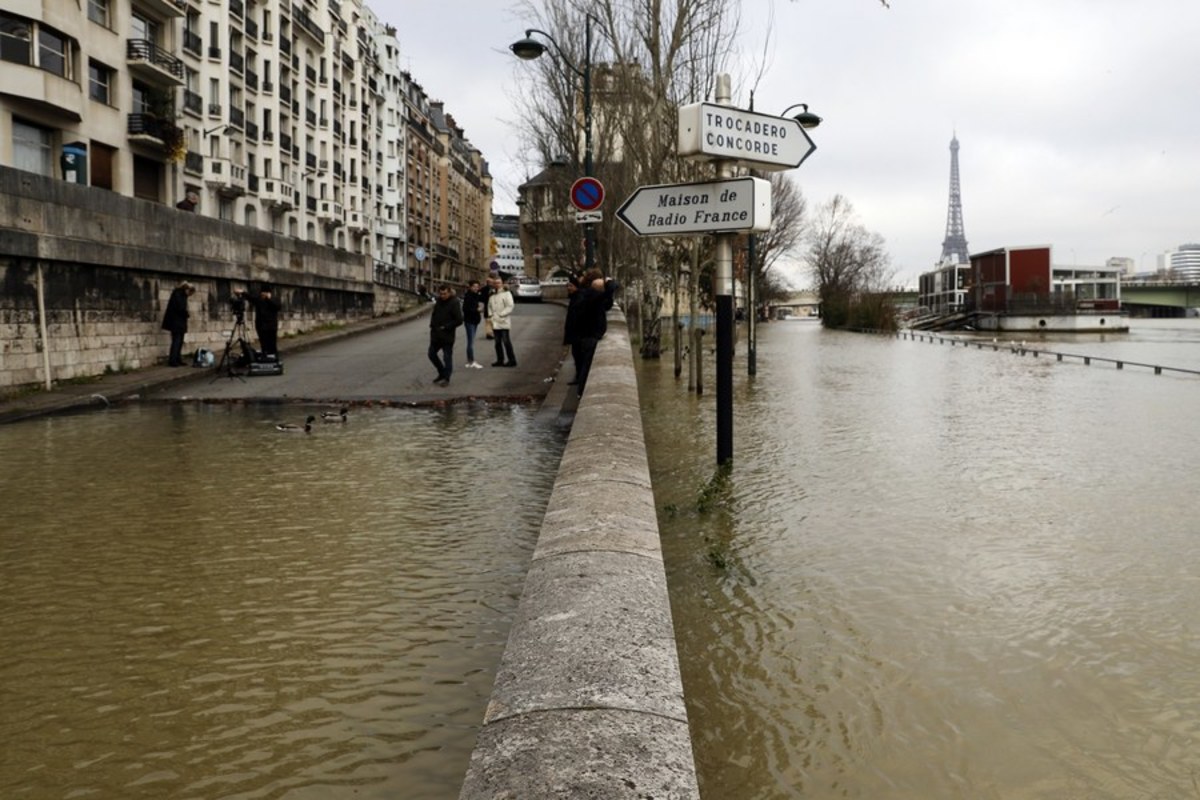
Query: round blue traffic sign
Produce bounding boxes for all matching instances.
[570,177,605,212]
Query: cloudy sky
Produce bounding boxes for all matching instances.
[371,0,1199,287]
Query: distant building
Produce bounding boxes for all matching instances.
[1169,244,1200,281]
[491,214,523,276]
[1107,256,1136,277]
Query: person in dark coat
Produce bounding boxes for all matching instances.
[428,284,464,386]
[571,269,620,397]
[161,281,195,366]
[245,284,282,358]
[562,277,583,384]
[461,279,485,368]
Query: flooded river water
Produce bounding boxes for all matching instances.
[639,319,1200,799]
[0,403,565,799]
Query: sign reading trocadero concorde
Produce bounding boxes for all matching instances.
[677,102,817,172]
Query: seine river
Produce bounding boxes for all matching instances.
[0,403,565,799]
[639,318,1200,799]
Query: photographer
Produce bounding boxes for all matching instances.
[239,284,282,358]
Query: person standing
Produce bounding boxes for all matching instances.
[161,280,195,367]
[562,276,583,384]
[461,279,485,368]
[245,284,282,358]
[487,276,517,367]
[428,284,464,386]
[572,269,620,396]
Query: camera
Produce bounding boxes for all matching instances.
[230,291,246,316]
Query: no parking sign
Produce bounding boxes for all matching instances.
[570,177,605,212]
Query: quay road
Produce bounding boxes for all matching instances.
[0,301,572,423]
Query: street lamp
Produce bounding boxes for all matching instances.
[780,103,823,130]
[510,14,597,273]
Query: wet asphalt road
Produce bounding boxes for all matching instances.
[149,301,569,408]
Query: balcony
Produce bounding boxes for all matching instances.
[280,84,292,104]
[126,40,184,86]
[381,220,401,239]
[280,37,291,55]
[318,199,344,226]
[184,150,203,175]
[127,114,182,156]
[280,132,292,153]
[182,89,203,116]
[245,19,258,39]
[229,106,244,129]
[260,178,295,209]
[292,4,325,42]
[246,121,259,141]
[135,0,185,20]
[262,79,274,95]
[204,157,247,195]
[230,50,244,75]
[245,69,258,92]
[229,0,244,19]
[346,210,369,233]
[183,29,202,56]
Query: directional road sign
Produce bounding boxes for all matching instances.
[677,102,816,172]
[570,177,605,212]
[616,176,771,238]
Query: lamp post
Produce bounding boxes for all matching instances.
[746,103,822,376]
[510,15,596,273]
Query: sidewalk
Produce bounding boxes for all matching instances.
[0,305,430,425]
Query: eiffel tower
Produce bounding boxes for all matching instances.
[939,133,970,265]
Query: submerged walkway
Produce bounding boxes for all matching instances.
[0,302,571,423]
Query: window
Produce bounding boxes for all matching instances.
[37,26,68,77]
[13,119,54,177]
[0,14,32,65]
[88,60,112,103]
[87,0,109,27]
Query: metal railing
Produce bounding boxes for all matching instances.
[126,39,184,79]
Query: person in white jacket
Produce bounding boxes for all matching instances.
[487,276,517,367]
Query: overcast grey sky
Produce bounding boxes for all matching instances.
[372,0,1199,287]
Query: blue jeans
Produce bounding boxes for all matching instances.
[428,341,454,380]
[463,321,478,363]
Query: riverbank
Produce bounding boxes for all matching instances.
[0,305,428,424]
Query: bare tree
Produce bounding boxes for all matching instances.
[806,194,892,328]
[747,171,807,305]
[511,0,742,354]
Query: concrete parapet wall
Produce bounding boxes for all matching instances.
[460,317,699,799]
[0,166,404,390]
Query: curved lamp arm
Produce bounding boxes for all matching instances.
[780,103,822,129]
[510,28,584,79]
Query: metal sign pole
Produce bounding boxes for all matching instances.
[714,74,735,467]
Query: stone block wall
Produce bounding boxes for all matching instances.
[0,166,392,390]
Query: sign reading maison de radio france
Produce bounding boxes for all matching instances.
[677,102,816,172]
[616,176,772,237]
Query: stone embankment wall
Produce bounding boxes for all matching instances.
[460,317,700,799]
[0,167,409,390]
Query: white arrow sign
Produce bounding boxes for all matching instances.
[677,102,816,172]
[616,177,772,237]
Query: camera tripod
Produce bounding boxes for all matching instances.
[211,312,250,382]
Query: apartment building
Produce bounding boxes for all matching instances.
[1,0,490,280]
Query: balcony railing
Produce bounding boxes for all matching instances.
[183,89,203,115]
[280,133,292,152]
[184,151,203,175]
[229,0,243,18]
[126,39,184,82]
[246,121,259,141]
[183,29,202,56]
[127,113,180,148]
[280,84,292,104]
[245,19,258,39]
[230,51,244,74]
[292,4,325,42]
[230,106,245,128]
[245,69,258,91]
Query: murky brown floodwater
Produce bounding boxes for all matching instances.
[641,319,1200,799]
[0,403,565,799]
